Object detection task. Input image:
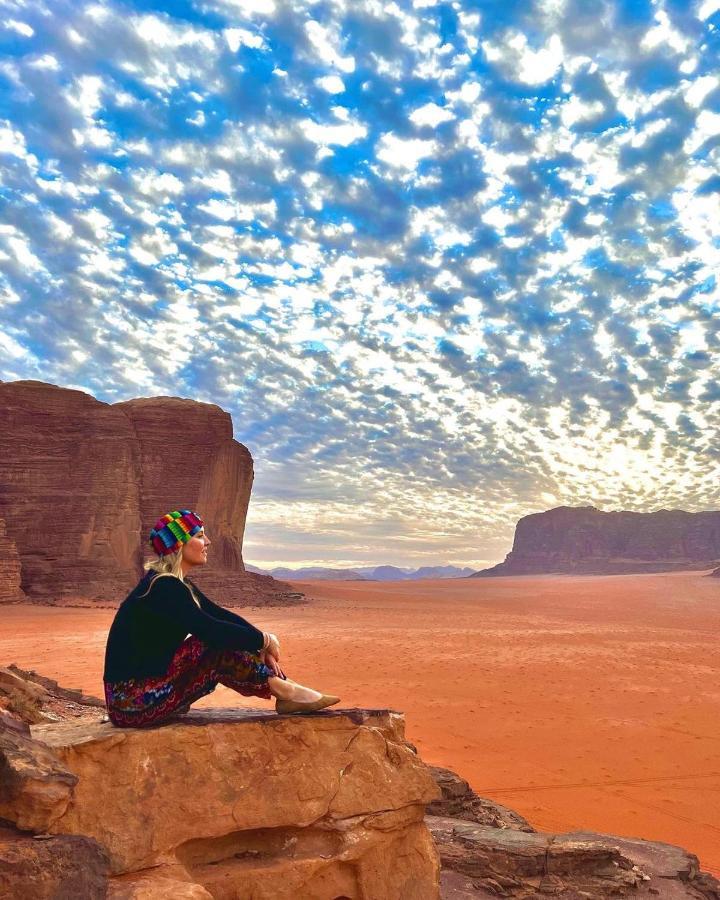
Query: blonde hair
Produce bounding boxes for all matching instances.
[142,549,203,607]
[145,549,185,581]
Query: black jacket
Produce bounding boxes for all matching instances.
[103,571,265,683]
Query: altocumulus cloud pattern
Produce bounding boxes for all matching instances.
[0,0,719,568]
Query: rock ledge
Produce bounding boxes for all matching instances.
[2,707,442,898]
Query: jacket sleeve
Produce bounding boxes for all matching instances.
[189,581,261,631]
[147,575,265,653]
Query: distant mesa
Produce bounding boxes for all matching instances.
[473,505,720,577]
[246,564,476,581]
[0,380,302,607]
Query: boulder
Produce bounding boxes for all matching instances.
[475,506,720,576]
[0,726,77,831]
[0,663,106,728]
[0,666,49,725]
[428,817,720,898]
[27,707,441,898]
[426,766,534,832]
[0,824,109,900]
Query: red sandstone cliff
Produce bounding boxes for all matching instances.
[474,506,720,577]
[0,380,300,606]
[0,382,143,602]
[114,397,255,598]
[0,518,25,603]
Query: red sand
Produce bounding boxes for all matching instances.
[2,571,719,873]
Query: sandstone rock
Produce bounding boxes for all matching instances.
[0,664,106,727]
[0,824,109,900]
[0,516,25,603]
[6,663,104,708]
[427,766,534,832]
[108,866,213,900]
[0,726,77,831]
[428,816,720,898]
[29,707,441,898]
[475,506,720,577]
[0,709,30,735]
[114,397,252,577]
[0,380,301,606]
[0,380,142,601]
[0,667,48,704]
[171,807,437,900]
[0,666,49,725]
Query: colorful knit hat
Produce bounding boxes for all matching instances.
[149,510,204,557]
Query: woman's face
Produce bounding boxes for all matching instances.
[181,529,211,569]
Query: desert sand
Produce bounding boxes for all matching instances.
[1,571,718,873]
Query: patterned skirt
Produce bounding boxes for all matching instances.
[104,635,282,728]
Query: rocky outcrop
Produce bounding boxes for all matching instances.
[426,766,534,833]
[0,825,109,900]
[711,567,720,577]
[0,380,300,606]
[1,707,441,898]
[430,818,720,898]
[0,723,78,831]
[475,506,720,577]
[0,664,106,728]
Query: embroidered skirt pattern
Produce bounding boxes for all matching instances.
[104,635,279,728]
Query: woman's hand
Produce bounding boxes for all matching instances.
[264,650,285,679]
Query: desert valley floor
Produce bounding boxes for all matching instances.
[2,571,719,874]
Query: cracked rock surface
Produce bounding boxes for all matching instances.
[428,816,720,899]
[27,706,441,898]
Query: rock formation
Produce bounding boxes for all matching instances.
[430,817,720,898]
[114,397,252,578]
[0,517,24,602]
[1,701,441,899]
[0,381,142,602]
[426,765,720,898]
[426,765,534,833]
[0,827,110,900]
[0,380,300,606]
[474,506,720,577]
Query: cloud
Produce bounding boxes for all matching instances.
[0,0,718,567]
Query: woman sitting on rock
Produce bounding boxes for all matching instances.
[103,509,339,727]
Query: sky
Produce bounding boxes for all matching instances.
[0,0,719,570]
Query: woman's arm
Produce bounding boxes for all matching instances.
[148,575,265,653]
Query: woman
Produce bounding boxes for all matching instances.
[103,509,339,727]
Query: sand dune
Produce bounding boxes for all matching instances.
[1,571,718,874]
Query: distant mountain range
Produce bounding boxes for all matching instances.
[244,564,476,581]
